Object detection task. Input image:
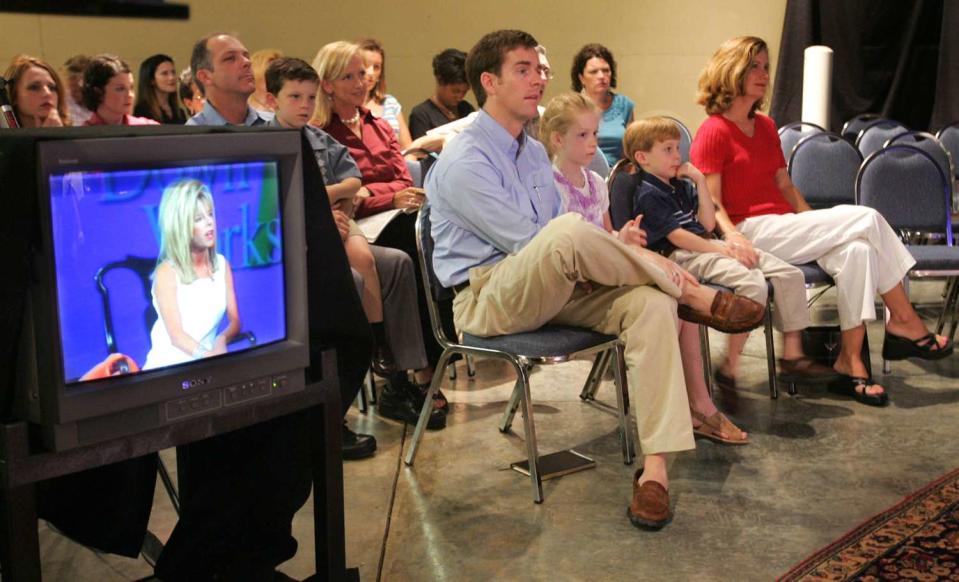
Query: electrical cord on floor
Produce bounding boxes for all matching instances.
[375,423,407,582]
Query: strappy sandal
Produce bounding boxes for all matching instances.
[882,331,954,361]
[691,410,749,445]
[827,375,889,407]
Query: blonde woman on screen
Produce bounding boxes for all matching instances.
[144,179,239,369]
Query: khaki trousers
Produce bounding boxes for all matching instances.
[452,213,695,455]
[670,243,811,332]
[737,205,915,330]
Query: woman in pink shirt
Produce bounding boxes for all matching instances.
[82,54,160,126]
[690,36,950,406]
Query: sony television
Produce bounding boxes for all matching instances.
[17,129,310,451]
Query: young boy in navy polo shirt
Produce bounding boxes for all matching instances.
[624,116,836,384]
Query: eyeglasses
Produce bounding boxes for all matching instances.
[537,65,554,81]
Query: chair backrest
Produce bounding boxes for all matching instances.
[778,121,825,160]
[935,122,959,180]
[587,148,611,178]
[841,113,883,142]
[886,131,954,187]
[856,144,952,243]
[415,205,457,348]
[855,119,908,158]
[94,255,159,355]
[788,132,862,209]
[406,159,424,188]
[664,116,693,163]
[606,160,644,231]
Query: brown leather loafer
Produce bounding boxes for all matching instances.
[678,291,765,334]
[627,469,672,530]
[777,356,842,383]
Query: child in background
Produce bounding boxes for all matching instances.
[540,93,751,444]
[265,56,397,376]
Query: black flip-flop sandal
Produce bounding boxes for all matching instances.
[882,331,954,361]
[828,375,889,407]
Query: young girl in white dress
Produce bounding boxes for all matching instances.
[144,179,240,370]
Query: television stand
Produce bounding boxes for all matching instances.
[0,349,348,581]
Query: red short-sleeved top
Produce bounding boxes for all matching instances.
[690,113,792,226]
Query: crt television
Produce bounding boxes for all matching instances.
[17,129,310,451]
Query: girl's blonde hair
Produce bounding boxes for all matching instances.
[696,36,769,117]
[357,38,387,104]
[538,92,600,159]
[3,54,71,125]
[310,41,361,128]
[156,179,217,284]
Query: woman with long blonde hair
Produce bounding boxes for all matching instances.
[144,179,240,369]
[3,54,70,127]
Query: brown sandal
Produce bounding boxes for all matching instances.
[692,410,749,445]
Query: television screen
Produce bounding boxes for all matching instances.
[49,160,287,385]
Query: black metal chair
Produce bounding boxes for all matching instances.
[855,144,959,370]
[855,119,908,159]
[404,207,635,503]
[936,122,959,183]
[778,121,825,161]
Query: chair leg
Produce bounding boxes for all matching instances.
[367,368,377,405]
[935,277,956,335]
[611,344,634,465]
[579,351,608,401]
[466,355,476,377]
[587,350,612,400]
[513,362,543,504]
[763,308,780,398]
[499,376,524,433]
[699,325,713,397]
[448,360,458,380]
[157,456,180,516]
[405,350,453,466]
[356,371,369,413]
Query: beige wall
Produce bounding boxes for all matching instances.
[1,0,786,132]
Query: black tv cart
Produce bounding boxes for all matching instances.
[0,349,347,581]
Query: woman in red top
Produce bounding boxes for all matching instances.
[690,36,950,406]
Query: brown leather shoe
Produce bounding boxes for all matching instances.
[627,469,672,530]
[777,356,842,383]
[678,290,765,334]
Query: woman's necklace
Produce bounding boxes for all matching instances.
[342,108,361,125]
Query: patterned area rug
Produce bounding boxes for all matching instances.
[780,467,959,581]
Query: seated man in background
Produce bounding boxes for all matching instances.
[427,29,763,530]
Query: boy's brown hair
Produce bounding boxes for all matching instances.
[622,117,681,164]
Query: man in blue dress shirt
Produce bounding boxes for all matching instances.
[427,29,762,530]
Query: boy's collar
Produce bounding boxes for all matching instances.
[641,171,679,193]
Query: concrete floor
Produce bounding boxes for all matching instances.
[35,281,959,581]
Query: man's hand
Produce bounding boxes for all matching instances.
[617,215,648,248]
[645,251,699,293]
[724,232,759,268]
[393,187,425,210]
[332,209,351,242]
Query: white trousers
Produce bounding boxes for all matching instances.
[737,205,915,331]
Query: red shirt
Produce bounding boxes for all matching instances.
[83,112,160,126]
[690,113,792,226]
[322,108,413,218]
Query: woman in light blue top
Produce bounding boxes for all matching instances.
[571,43,634,166]
[359,38,413,150]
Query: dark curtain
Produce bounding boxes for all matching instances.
[770,0,956,133]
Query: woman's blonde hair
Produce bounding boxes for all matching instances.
[3,54,70,125]
[696,36,768,117]
[156,179,218,284]
[310,41,361,128]
[538,92,600,159]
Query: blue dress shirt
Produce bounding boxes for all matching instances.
[426,110,562,287]
[187,100,266,127]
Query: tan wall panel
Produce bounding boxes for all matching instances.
[1,0,786,133]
